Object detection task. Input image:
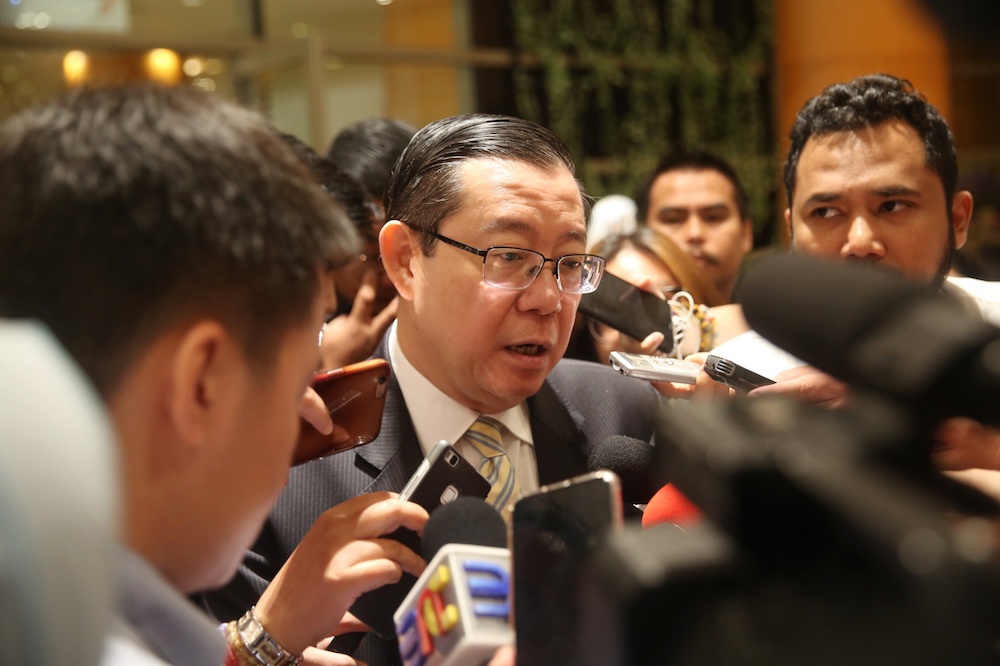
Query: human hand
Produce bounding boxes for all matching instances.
[487,645,516,666]
[748,365,848,407]
[254,492,429,655]
[686,352,735,400]
[301,646,368,666]
[321,271,399,370]
[932,418,1000,472]
[300,386,333,435]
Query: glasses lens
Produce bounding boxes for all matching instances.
[558,255,604,294]
[484,247,545,288]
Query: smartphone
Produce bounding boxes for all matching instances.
[399,440,491,508]
[344,440,491,640]
[293,358,390,465]
[512,470,623,666]
[703,354,776,392]
[608,351,701,384]
[579,272,674,354]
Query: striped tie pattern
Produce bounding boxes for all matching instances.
[465,416,520,511]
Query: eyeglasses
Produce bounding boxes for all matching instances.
[426,230,606,294]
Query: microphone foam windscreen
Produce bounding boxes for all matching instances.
[421,496,506,560]
[588,436,658,504]
[738,253,928,376]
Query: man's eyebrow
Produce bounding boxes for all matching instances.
[696,202,732,213]
[874,185,921,198]
[654,205,691,216]
[482,217,587,244]
[802,192,842,205]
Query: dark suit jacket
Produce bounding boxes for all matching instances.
[200,340,662,665]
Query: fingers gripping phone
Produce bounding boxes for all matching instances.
[293,358,389,465]
[608,351,701,384]
[703,354,776,392]
[579,272,675,354]
[342,441,491,641]
[512,470,623,666]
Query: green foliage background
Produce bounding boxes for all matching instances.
[510,0,779,243]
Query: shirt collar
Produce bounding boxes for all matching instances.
[388,322,533,453]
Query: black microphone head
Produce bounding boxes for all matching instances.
[738,253,931,380]
[588,436,658,504]
[421,496,506,560]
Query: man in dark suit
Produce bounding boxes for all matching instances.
[204,114,663,665]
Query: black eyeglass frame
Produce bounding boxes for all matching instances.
[420,228,606,294]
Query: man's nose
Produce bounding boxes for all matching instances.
[684,218,705,244]
[842,214,885,259]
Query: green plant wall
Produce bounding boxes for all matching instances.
[511,0,778,244]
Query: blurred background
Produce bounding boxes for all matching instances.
[1,0,999,273]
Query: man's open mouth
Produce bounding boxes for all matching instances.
[507,343,546,356]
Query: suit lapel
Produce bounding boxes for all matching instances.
[528,378,590,485]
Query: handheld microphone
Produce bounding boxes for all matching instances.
[740,254,1000,428]
[394,498,512,666]
[587,436,659,505]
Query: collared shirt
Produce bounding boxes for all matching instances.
[388,321,540,494]
[102,547,227,666]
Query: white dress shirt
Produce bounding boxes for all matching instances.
[387,322,540,494]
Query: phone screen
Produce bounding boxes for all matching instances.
[512,471,622,666]
[579,272,674,354]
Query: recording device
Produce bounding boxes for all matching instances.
[342,442,491,642]
[394,498,511,666]
[580,272,675,354]
[609,351,701,384]
[571,256,1000,664]
[739,253,1000,429]
[702,354,775,392]
[512,470,623,666]
[294,358,389,465]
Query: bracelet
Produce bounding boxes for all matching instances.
[230,607,303,666]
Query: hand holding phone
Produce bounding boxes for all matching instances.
[341,440,491,641]
[579,272,674,355]
[293,358,389,465]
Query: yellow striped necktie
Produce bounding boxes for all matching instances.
[465,416,520,511]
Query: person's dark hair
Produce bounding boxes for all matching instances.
[326,117,416,202]
[385,113,586,255]
[278,132,379,236]
[784,73,958,209]
[0,84,359,396]
[635,150,750,223]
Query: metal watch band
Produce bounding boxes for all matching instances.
[235,607,302,666]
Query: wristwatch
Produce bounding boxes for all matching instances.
[236,607,303,666]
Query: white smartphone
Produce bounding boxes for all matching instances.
[608,351,701,384]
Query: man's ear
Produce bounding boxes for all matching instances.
[379,219,419,301]
[741,217,754,253]
[951,190,974,250]
[784,208,793,245]
[167,320,242,450]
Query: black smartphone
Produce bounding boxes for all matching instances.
[294,358,390,465]
[342,441,491,641]
[703,354,776,392]
[511,470,623,666]
[578,272,674,354]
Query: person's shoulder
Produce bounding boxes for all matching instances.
[549,357,658,397]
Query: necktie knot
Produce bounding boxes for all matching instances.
[464,416,519,511]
